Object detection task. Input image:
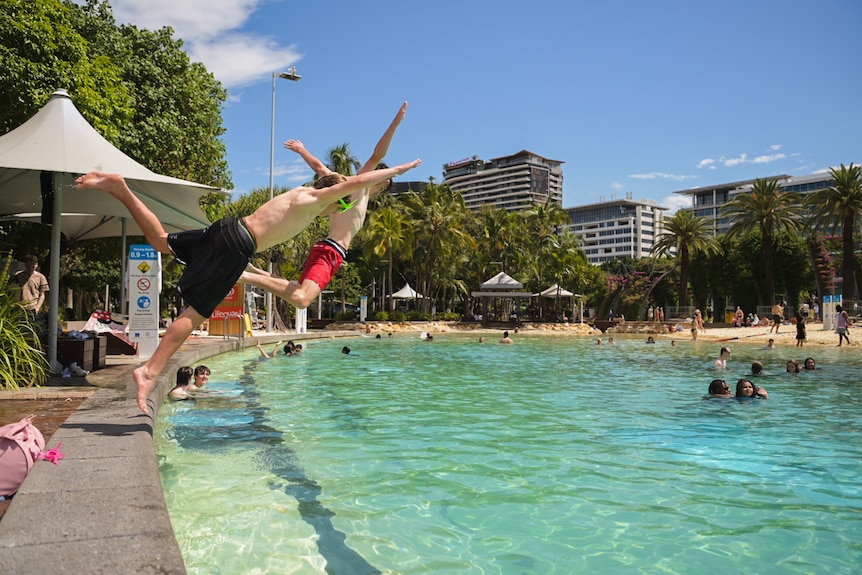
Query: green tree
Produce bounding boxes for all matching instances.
[0,0,134,139]
[325,143,361,176]
[364,205,411,311]
[722,178,803,306]
[806,163,862,301]
[401,182,475,313]
[653,209,722,309]
[517,200,571,290]
[1,0,231,189]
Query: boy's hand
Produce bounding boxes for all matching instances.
[284,140,305,153]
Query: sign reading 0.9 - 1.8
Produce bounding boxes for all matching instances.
[128,244,161,359]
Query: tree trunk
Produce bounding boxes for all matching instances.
[763,232,776,306]
[843,214,856,300]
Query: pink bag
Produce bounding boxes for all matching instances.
[0,415,46,496]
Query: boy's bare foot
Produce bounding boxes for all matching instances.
[75,172,124,196]
[133,365,155,414]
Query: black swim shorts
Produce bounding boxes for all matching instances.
[167,216,257,318]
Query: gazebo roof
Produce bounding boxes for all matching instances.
[480,272,523,290]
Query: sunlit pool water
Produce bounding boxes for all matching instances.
[155,334,862,574]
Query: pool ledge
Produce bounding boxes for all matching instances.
[0,331,356,575]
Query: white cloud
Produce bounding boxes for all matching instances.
[768,144,782,151]
[611,181,624,190]
[752,153,787,164]
[266,161,312,184]
[110,0,260,41]
[659,194,692,215]
[697,158,716,169]
[107,0,300,89]
[629,172,697,182]
[189,35,301,89]
[722,153,748,167]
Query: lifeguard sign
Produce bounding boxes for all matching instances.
[209,284,245,336]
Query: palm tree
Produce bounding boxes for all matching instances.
[806,163,862,301]
[518,200,571,289]
[653,209,722,309]
[364,205,411,311]
[325,143,361,176]
[722,178,803,306]
[402,182,475,313]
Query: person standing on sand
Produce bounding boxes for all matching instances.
[835,305,851,346]
[795,312,806,347]
[770,302,783,334]
[75,158,421,414]
[734,306,744,327]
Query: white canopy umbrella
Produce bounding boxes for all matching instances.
[392,283,424,299]
[0,90,217,369]
[0,212,191,241]
[535,284,574,297]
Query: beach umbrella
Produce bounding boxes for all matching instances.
[0,90,216,369]
[391,283,424,299]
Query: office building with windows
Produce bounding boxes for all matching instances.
[563,194,668,265]
[442,150,563,212]
[673,171,837,235]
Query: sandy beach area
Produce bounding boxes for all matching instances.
[329,320,856,348]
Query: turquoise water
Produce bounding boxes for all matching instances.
[155,335,862,574]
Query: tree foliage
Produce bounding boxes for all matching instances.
[0,0,231,189]
[723,178,803,306]
[806,163,862,300]
[652,209,722,308]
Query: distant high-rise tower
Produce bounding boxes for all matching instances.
[442,150,563,212]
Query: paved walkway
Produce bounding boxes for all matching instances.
[0,331,355,575]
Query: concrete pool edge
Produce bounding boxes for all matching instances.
[0,332,356,575]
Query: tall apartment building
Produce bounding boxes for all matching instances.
[673,171,836,235]
[442,150,564,212]
[563,194,668,265]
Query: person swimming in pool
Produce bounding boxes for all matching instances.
[168,366,194,400]
[714,347,731,369]
[706,378,731,398]
[735,378,768,399]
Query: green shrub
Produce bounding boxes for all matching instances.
[371,311,389,321]
[334,311,356,321]
[436,311,461,321]
[0,257,49,389]
[391,311,407,322]
[406,310,431,321]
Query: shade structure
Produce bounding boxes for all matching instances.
[0,89,217,369]
[0,90,214,228]
[480,272,523,290]
[535,284,574,297]
[0,212,191,241]
[392,283,423,299]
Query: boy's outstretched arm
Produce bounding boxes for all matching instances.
[284,139,331,177]
[314,159,421,205]
[359,101,408,174]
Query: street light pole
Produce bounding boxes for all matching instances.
[267,67,301,332]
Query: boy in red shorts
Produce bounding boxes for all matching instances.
[241,101,408,309]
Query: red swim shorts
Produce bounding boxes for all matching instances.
[298,239,345,289]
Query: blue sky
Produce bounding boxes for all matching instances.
[107,0,861,212]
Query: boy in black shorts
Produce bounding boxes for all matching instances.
[76,157,420,414]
